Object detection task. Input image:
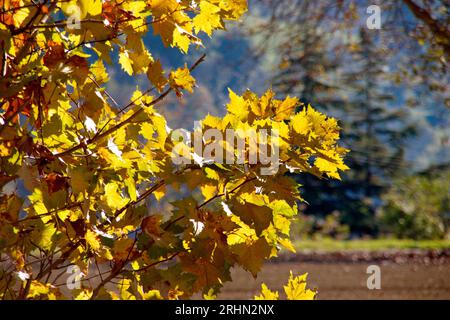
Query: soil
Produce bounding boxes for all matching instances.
[218,249,450,300]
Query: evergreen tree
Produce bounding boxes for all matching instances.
[335,28,416,233]
[272,21,342,110]
[273,27,416,235]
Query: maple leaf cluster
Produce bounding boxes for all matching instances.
[0,0,348,299]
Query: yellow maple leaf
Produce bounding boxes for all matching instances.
[90,59,109,83]
[314,155,349,180]
[200,183,217,200]
[113,238,135,261]
[61,0,102,20]
[147,59,168,92]
[173,24,195,53]
[129,50,152,74]
[119,51,133,76]
[27,281,57,299]
[169,66,196,94]
[274,96,300,121]
[104,182,128,210]
[278,237,296,253]
[226,89,249,121]
[227,215,257,245]
[150,114,169,149]
[217,0,248,19]
[291,110,310,135]
[193,1,223,36]
[154,184,166,201]
[254,283,279,300]
[284,271,316,300]
[251,89,273,117]
[232,238,271,277]
[85,230,101,251]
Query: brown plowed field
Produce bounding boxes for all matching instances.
[218,250,450,300]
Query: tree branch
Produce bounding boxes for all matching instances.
[402,0,450,54]
[54,53,206,158]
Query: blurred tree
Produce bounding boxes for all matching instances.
[401,0,450,56]
[379,166,450,239]
[286,28,416,235]
[244,0,448,235]
[250,0,449,98]
[335,28,416,233]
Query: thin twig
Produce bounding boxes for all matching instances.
[54,54,206,158]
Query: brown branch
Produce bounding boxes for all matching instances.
[163,176,257,231]
[197,176,257,209]
[0,99,32,134]
[12,2,57,65]
[35,242,79,281]
[87,75,119,107]
[112,164,201,220]
[113,180,166,219]
[14,202,82,224]
[90,237,138,300]
[0,1,71,14]
[134,252,180,273]
[17,277,32,300]
[402,0,450,54]
[163,215,186,232]
[66,9,184,53]
[1,274,14,300]
[11,1,45,36]
[91,166,245,298]
[30,18,106,29]
[89,267,120,300]
[54,54,206,158]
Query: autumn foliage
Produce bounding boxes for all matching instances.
[0,0,348,299]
